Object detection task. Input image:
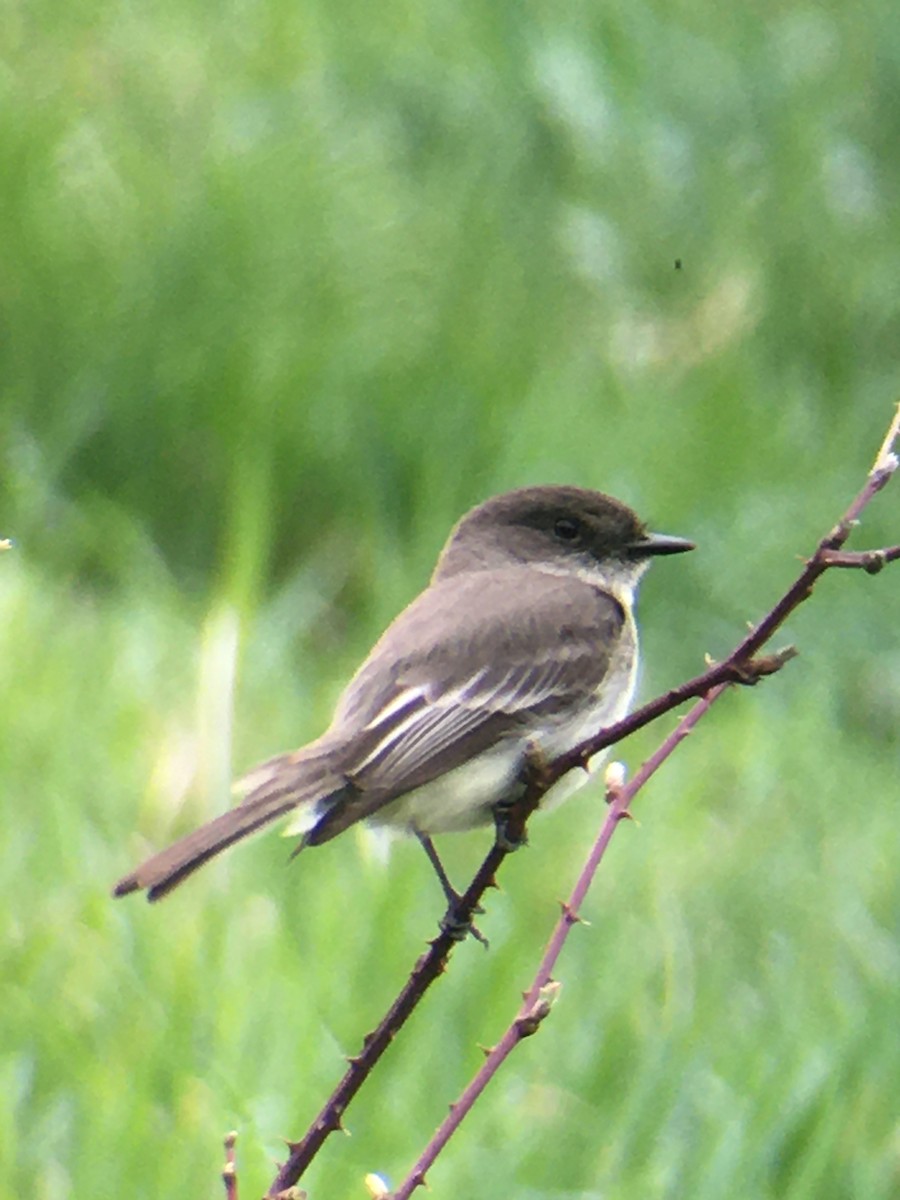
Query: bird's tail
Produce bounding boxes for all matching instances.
[112,746,345,902]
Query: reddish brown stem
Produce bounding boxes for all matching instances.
[266,408,900,1197]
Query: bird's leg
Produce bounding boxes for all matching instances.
[492,800,530,852]
[414,831,487,948]
[492,740,550,850]
[415,831,460,905]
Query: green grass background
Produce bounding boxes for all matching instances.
[2,0,899,1196]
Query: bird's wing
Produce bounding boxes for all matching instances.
[305,567,626,841]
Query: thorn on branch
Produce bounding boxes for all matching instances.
[559,900,585,926]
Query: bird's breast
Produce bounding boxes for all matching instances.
[370,618,639,834]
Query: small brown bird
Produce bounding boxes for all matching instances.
[114,486,692,902]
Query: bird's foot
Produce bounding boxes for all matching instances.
[416,830,489,948]
[492,802,530,853]
[440,900,489,948]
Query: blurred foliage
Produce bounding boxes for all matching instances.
[2,0,899,1197]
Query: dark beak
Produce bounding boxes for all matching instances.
[627,532,695,558]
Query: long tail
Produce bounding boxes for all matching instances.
[113,748,345,902]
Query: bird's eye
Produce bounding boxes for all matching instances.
[553,517,581,542]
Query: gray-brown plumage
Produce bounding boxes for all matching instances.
[114,486,693,901]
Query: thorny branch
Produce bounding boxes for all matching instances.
[267,405,900,1200]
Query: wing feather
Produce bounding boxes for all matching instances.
[305,567,627,841]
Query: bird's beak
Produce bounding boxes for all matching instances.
[627,532,695,558]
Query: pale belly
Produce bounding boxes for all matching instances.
[370,650,639,835]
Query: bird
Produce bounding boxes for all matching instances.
[113,486,693,903]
